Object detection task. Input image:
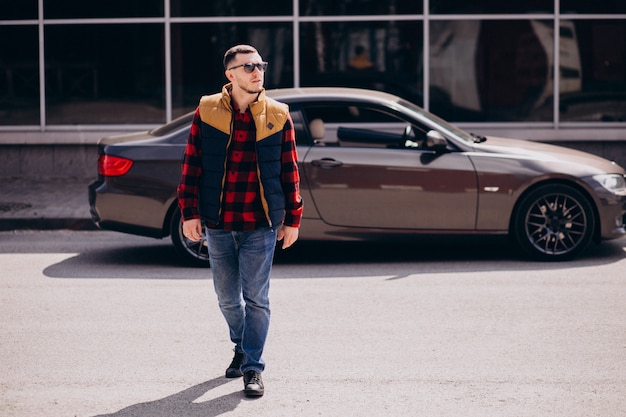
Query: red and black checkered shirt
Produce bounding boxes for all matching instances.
[178,104,303,231]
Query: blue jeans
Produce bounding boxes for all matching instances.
[206,227,277,373]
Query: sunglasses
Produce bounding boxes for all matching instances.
[228,62,269,73]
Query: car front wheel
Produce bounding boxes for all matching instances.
[170,208,210,267]
[512,184,595,261]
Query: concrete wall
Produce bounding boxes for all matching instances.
[0,145,98,178]
[0,141,625,179]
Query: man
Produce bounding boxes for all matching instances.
[177,44,303,397]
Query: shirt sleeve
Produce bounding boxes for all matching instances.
[280,113,304,228]
[177,108,203,221]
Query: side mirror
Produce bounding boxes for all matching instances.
[425,130,447,152]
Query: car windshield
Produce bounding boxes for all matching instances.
[150,112,193,136]
[397,99,474,143]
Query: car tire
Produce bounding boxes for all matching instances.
[512,184,595,261]
[170,208,210,267]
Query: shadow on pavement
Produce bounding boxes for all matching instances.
[93,377,245,417]
[43,243,210,279]
[41,236,626,280]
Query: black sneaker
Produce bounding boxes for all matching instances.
[225,351,244,378]
[243,370,264,397]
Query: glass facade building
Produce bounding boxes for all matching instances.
[1,0,625,143]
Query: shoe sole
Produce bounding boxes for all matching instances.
[244,388,264,397]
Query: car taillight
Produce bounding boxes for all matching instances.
[98,155,134,177]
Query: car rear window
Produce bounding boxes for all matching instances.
[150,113,194,136]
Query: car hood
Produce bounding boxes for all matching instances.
[470,136,626,174]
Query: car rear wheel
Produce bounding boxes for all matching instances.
[512,184,595,261]
[170,208,210,267]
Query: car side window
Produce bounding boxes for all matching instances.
[288,109,312,146]
[301,103,429,149]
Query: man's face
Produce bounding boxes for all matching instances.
[226,52,265,95]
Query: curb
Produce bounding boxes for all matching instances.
[0,218,98,232]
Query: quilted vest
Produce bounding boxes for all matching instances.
[197,85,290,228]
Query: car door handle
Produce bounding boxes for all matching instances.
[311,158,343,169]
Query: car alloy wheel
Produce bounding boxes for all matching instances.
[170,208,210,267]
[513,184,595,261]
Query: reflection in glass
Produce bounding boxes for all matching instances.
[1,2,38,20]
[171,23,293,118]
[561,0,626,14]
[45,24,165,124]
[44,0,163,18]
[300,21,423,106]
[171,0,291,17]
[430,0,553,14]
[300,0,421,16]
[0,26,39,125]
[559,20,626,122]
[430,20,553,122]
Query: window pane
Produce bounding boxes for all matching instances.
[171,23,293,118]
[561,0,626,14]
[1,2,38,19]
[300,0,421,16]
[300,21,423,106]
[0,26,40,125]
[430,1,553,14]
[171,0,291,17]
[302,103,416,149]
[45,24,165,124]
[44,0,163,18]
[430,20,553,122]
[559,20,626,122]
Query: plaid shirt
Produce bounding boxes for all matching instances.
[178,102,303,231]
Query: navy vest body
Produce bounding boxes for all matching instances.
[198,110,286,229]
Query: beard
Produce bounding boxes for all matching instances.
[240,75,264,94]
[243,83,263,94]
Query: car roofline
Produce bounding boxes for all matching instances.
[266,87,404,105]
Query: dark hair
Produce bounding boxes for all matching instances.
[223,44,259,69]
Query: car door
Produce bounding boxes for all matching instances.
[300,102,478,230]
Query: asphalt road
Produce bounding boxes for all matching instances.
[1,230,626,417]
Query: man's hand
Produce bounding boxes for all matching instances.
[182,218,203,242]
[277,225,299,249]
